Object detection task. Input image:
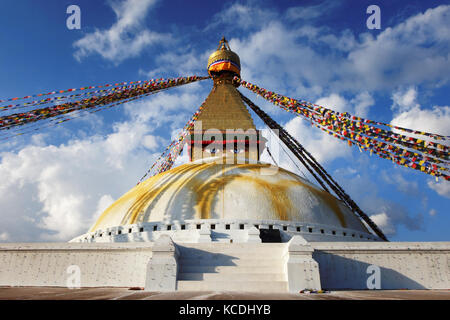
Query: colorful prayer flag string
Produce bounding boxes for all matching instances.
[235,77,449,180]
[0,76,209,133]
[0,78,174,104]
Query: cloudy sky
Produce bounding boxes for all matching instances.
[0,0,449,242]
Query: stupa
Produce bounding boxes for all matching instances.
[1,38,448,294]
[71,37,379,244]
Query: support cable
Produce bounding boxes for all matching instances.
[240,92,388,241]
[267,127,310,181]
[265,146,278,167]
[241,94,331,193]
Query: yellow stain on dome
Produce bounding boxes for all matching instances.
[88,169,168,232]
[194,173,236,219]
[204,163,347,226]
[125,162,215,225]
[89,162,212,232]
[191,162,284,219]
[90,160,349,232]
[248,177,292,221]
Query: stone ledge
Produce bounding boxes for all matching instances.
[311,241,450,252]
[0,242,154,251]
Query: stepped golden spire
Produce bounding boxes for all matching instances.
[189,38,263,162]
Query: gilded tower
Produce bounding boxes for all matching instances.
[188,37,265,162]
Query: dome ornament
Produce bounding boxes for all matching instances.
[207,37,241,79]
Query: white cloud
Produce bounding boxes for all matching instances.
[427,179,450,198]
[381,170,421,197]
[123,85,207,129]
[0,80,209,242]
[117,3,450,100]
[206,2,276,32]
[351,91,374,118]
[389,87,449,155]
[142,135,159,150]
[369,212,396,235]
[391,87,420,113]
[345,5,450,90]
[429,209,437,216]
[391,105,450,137]
[333,165,424,237]
[315,94,348,113]
[230,22,337,97]
[0,119,163,241]
[317,29,358,52]
[368,202,424,236]
[285,1,339,22]
[73,0,165,63]
[138,50,208,79]
[282,91,377,165]
[223,4,450,96]
[284,116,351,164]
[0,100,178,241]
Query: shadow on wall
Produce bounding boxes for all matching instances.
[313,252,426,290]
[176,245,238,279]
[210,231,230,241]
[131,232,148,242]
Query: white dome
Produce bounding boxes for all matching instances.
[90,157,370,235]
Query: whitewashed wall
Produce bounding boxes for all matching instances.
[0,243,153,287]
[0,241,448,290]
[312,242,450,290]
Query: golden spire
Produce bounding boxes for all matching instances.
[187,38,264,163]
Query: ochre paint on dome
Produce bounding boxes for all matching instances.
[123,163,214,225]
[90,158,355,233]
[90,163,204,231]
[236,175,293,221]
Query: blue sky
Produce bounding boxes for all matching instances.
[0,0,449,242]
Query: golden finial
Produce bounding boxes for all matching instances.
[207,37,241,77]
[218,36,231,50]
